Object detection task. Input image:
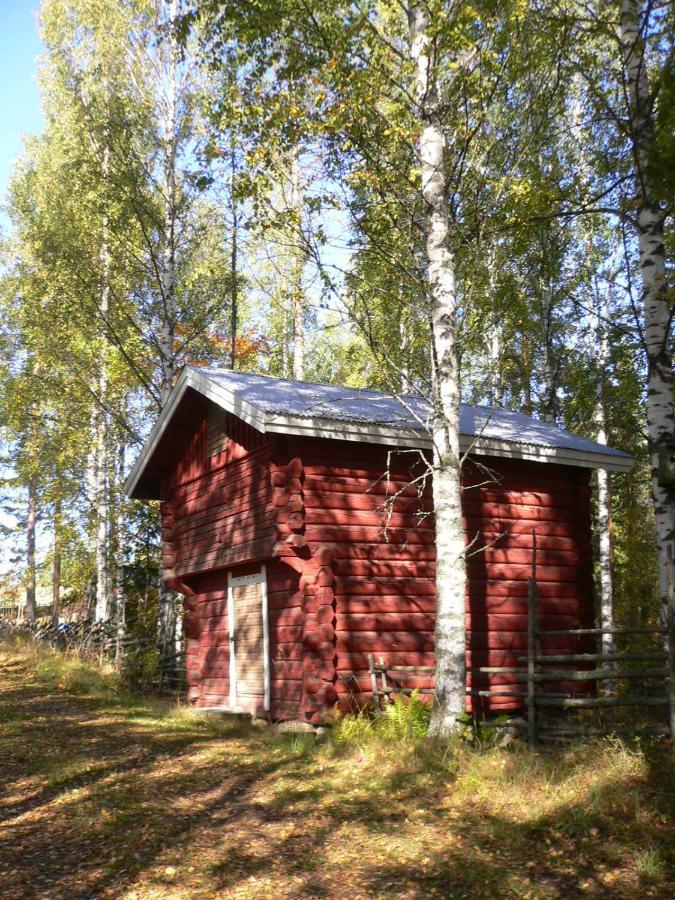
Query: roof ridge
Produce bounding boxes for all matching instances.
[199,365,431,402]
[191,365,507,413]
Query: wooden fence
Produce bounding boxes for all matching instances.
[368,535,674,747]
[519,581,671,748]
[1,617,187,698]
[473,535,672,745]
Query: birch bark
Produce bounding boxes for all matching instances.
[572,83,616,660]
[290,143,305,381]
[25,478,37,627]
[94,405,110,620]
[619,0,674,631]
[114,440,126,668]
[156,0,180,656]
[540,282,558,424]
[591,292,616,661]
[409,2,466,736]
[485,325,502,406]
[399,313,411,390]
[52,500,62,626]
[158,0,179,407]
[484,250,502,406]
[230,142,239,370]
[94,148,112,621]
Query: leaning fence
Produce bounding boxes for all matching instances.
[0,616,186,698]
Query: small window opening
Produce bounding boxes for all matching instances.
[207,406,228,458]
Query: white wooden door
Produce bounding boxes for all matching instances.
[227,568,269,711]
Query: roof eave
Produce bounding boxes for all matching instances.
[464,436,633,473]
[125,379,633,500]
[124,367,266,498]
[264,414,633,472]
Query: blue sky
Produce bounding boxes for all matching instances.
[0,1,43,203]
[0,2,43,558]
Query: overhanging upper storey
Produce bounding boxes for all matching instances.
[125,367,633,499]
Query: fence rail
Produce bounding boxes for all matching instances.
[367,531,673,747]
[0,616,186,698]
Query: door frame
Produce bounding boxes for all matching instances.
[227,566,270,712]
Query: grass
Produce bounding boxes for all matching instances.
[0,636,673,899]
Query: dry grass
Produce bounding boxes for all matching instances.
[0,636,673,899]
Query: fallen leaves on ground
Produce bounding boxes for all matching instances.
[0,639,673,899]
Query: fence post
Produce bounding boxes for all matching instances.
[527,531,539,750]
[368,653,381,713]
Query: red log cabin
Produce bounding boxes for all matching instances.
[125,367,631,724]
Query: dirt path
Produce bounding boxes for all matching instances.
[0,643,673,899]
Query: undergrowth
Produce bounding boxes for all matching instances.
[34,651,120,696]
[332,689,431,747]
[4,635,122,698]
[2,634,673,898]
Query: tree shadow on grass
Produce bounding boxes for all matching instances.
[0,687,232,825]
[1,663,673,900]
[205,746,673,899]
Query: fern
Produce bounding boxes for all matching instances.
[379,690,431,740]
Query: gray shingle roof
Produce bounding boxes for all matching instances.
[195,367,631,461]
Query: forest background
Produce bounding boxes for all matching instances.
[0,0,671,719]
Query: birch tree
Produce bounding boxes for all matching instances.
[408,3,466,734]
[591,290,616,658]
[52,500,62,625]
[155,0,182,657]
[618,0,674,632]
[189,0,577,733]
[256,146,310,380]
[25,478,38,626]
[289,143,307,380]
[157,0,180,406]
[569,79,618,657]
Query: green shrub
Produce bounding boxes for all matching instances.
[379,690,431,739]
[332,707,375,747]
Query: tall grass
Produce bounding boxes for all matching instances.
[33,650,120,696]
[2,635,121,698]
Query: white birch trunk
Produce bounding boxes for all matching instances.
[230,141,239,370]
[409,2,466,736]
[114,439,126,668]
[157,0,179,653]
[620,0,674,634]
[84,412,98,619]
[158,0,178,406]
[25,478,37,627]
[94,406,110,620]
[540,287,557,423]
[290,143,305,381]
[592,295,616,662]
[572,82,616,663]
[486,325,501,406]
[94,155,112,622]
[280,297,290,378]
[399,312,411,390]
[484,250,503,407]
[52,500,62,626]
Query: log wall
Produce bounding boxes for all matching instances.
[297,439,594,714]
[162,399,276,712]
[165,413,324,719]
[163,409,595,720]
